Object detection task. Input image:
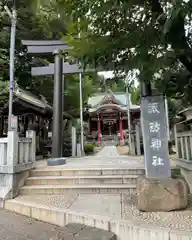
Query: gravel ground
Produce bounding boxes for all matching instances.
[16,193,78,209]
[14,193,192,231]
[122,194,192,231]
[0,209,71,240]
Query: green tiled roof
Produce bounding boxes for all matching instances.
[88,94,105,107]
[88,91,140,110]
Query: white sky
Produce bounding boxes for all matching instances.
[98,71,139,87]
[98,71,114,79]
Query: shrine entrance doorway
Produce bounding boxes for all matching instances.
[102,119,117,136]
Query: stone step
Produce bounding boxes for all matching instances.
[30,168,145,177]
[5,198,187,240]
[25,175,138,186]
[19,184,136,195]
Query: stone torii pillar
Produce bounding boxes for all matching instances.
[51,50,63,159]
[30,52,94,158]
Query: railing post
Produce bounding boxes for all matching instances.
[7,131,18,173]
[131,134,136,155]
[72,127,76,157]
[135,122,141,155]
[26,130,36,166]
[174,124,178,158]
[184,136,190,160]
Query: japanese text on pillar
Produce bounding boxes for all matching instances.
[148,102,164,167]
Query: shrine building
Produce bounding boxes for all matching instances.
[86,90,140,144]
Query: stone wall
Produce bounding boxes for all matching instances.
[180,164,192,194]
[0,170,30,205]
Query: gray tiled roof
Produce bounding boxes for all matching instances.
[14,88,52,110]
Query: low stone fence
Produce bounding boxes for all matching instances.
[174,127,192,194]
[0,130,36,201]
[176,131,192,161]
[0,130,36,173]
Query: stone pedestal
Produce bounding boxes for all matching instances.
[77,143,81,157]
[137,176,188,212]
[72,127,77,157]
[47,157,66,166]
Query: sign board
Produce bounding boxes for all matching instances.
[9,116,18,132]
[141,95,171,179]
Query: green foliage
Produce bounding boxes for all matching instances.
[168,140,175,155]
[131,87,140,105]
[1,0,191,116]
[167,98,183,128]
[0,80,9,112]
[84,143,94,155]
[0,0,105,114]
[51,0,192,106]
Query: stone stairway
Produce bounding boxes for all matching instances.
[19,167,145,195]
[4,146,182,240]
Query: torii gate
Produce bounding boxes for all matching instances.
[22,40,89,165]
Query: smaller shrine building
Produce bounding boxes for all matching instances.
[87,90,140,144]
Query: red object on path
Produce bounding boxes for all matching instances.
[119,118,124,141]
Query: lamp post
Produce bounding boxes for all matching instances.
[78,18,85,156]
[5,5,17,129]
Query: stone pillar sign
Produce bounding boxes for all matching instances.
[141,95,171,179]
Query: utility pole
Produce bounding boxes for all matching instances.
[79,72,84,155]
[4,5,17,129]
[164,96,170,141]
[78,18,84,156]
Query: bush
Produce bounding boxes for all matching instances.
[84,144,94,155]
[168,140,176,154]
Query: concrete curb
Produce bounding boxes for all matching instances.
[4,199,192,240]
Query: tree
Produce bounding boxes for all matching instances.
[131,86,140,105]
[50,0,192,105]
[0,0,58,106]
[0,0,101,114]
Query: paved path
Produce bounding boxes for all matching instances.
[96,146,120,157]
[36,146,143,169]
[0,209,69,239]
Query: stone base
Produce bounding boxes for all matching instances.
[0,171,30,203]
[64,223,116,240]
[179,163,192,194]
[136,176,188,212]
[47,157,66,166]
[120,140,125,146]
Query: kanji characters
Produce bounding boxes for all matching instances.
[149,122,160,133]
[148,102,160,114]
[152,156,164,166]
[151,138,162,150]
